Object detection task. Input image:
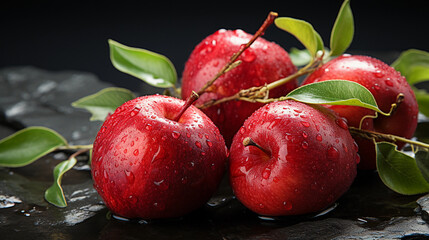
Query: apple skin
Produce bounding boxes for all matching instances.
[229,100,359,216]
[91,95,228,219]
[181,29,298,146]
[302,55,419,169]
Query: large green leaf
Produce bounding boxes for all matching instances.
[275,17,324,57]
[330,0,354,56]
[391,49,429,85]
[109,39,177,88]
[285,80,383,113]
[72,87,136,121]
[0,127,68,167]
[44,156,77,207]
[376,142,429,195]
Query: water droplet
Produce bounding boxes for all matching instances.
[172,131,180,139]
[353,141,359,152]
[373,83,381,91]
[154,179,169,190]
[356,153,361,164]
[262,168,271,179]
[301,121,310,128]
[259,203,265,209]
[123,149,128,154]
[283,201,293,210]
[385,79,393,87]
[273,177,280,183]
[242,49,256,62]
[316,134,323,142]
[206,140,213,147]
[301,141,309,149]
[145,124,153,130]
[302,131,308,139]
[374,70,384,78]
[153,202,165,210]
[336,118,349,130]
[181,176,188,184]
[130,141,135,147]
[198,133,203,139]
[130,106,141,116]
[125,170,135,184]
[186,132,191,138]
[195,141,202,149]
[327,146,339,160]
[128,195,138,204]
[133,149,139,156]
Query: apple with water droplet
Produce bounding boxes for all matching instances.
[91,94,228,219]
[181,29,298,146]
[229,100,359,216]
[302,55,419,169]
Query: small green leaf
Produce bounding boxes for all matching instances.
[416,150,429,184]
[330,0,354,56]
[44,156,77,207]
[413,87,429,117]
[108,39,177,88]
[289,48,312,67]
[391,49,429,85]
[285,80,383,113]
[275,17,324,57]
[0,127,67,167]
[376,142,429,195]
[72,87,136,121]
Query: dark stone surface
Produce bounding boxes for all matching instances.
[1,66,429,239]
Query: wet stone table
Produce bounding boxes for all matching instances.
[1,66,429,239]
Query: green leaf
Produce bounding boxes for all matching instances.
[72,87,136,121]
[285,80,383,113]
[330,0,354,56]
[413,87,429,117]
[289,48,312,67]
[376,142,429,195]
[416,150,429,184]
[275,17,324,57]
[391,49,429,85]
[0,127,67,167]
[44,156,77,207]
[108,39,177,88]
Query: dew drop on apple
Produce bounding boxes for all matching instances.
[128,195,138,204]
[195,141,202,149]
[335,118,349,130]
[301,121,310,128]
[172,131,180,139]
[301,141,309,149]
[283,201,293,211]
[145,123,153,130]
[373,83,381,91]
[327,146,340,160]
[356,153,361,164]
[385,79,393,87]
[374,70,384,78]
[206,139,213,147]
[316,134,323,142]
[130,106,141,117]
[125,170,135,184]
[154,179,169,191]
[133,149,139,156]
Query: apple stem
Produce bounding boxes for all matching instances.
[348,127,429,150]
[173,91,199,122]
[243,137,271,155]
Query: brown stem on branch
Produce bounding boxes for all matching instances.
[348,127,429,150]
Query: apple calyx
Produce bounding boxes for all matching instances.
[243,137,271,156]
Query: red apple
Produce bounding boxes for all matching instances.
[181,29,298,146]
[91,95,228,219]
[229,100,359,216]
[302,55,419,169]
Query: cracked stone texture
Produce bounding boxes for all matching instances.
[0,66,429,239]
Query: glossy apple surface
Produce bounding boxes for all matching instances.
[229,100,359,216]
[91,95,227,219]
[303,55,418,169]
[181,29,298,146]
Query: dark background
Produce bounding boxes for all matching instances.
[1,0,428,92]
